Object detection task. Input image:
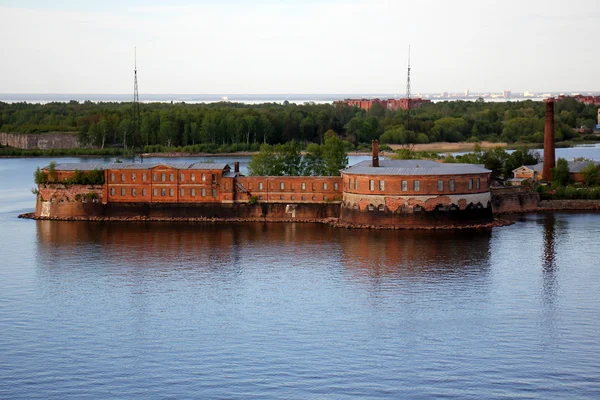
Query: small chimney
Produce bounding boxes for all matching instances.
[542,98,555,181]
[234,162,240,173]
[372,140,379,168]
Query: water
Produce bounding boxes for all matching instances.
[2,156,600,399]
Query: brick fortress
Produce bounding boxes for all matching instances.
[32,142,494,229]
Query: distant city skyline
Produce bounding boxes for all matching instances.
[0,0,598,94]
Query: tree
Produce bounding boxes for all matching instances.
[551,158,570,187]
[431,117,469,142]
[321,132,348,176]
[304,143,324,176]
[248,144,284,176]
[580,162,599,187]
[279,140,304,176]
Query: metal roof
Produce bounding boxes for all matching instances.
[342,159,491,176]
[48,162,230,171]
[521,161,600,174]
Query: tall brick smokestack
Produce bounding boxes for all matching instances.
[372,140,379,167]
[234,161,240,173]
[543,98,555,181]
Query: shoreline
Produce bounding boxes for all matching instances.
[17,212,511,230]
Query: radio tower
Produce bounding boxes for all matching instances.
[129,47,140,151]
[406,44,412,129]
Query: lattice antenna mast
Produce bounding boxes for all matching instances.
[129,47,140,151]
[406,44,412,129]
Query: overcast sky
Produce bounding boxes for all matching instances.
[0,0,597,94]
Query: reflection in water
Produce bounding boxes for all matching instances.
[36,221,492,284]
[541,213,560,308]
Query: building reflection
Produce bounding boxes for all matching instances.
[541,213,559,306]
[338,228,492,281]
[36,221,491,283]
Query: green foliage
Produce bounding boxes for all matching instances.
[34,167,48,184]
[551,158,571,187]
[248,135,349,176]
[540,185,600,200]
[248,196,258,205]
[580,162,599,187]
[390,148,440,160]
[321,133,349,176]
[0,98,596,152]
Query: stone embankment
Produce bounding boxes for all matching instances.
[19,212,511,230]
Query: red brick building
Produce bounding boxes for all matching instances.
[336,98,431,111]
[36,143,493,227]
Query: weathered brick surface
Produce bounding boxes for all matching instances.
[490,187,540,214]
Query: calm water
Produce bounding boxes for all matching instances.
[2,155,600,399]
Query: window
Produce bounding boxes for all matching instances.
[161,173,166,182]
[180,173,185,182]
[201,188,206,197]
[291,195,295,200]
[202,174,206,182]
[121,173,125,182]
[476,178,480,190]
[401,180,408,192]
[323,196,327,201]
[212,174,216,183]
[259,182,263,190]
[414,180,420,192]
[334,183,339,191]
[312,183,316,190]
[301,182,306,191]
[225,183,229,190]
[469,179,473,190]
[142,188,147,197]
[161,188,166,197]
[110,187,115,196]
[280,195,284,200]
[169,173,174,182]
[449,180,455,192]
[379,180,385,191]
[121,188,126,196]
[169,188,174,197]
[132,188,137,197]
[354,178,358,190]
[180,188,185,197]
[323,183,328,190]
[110,173,115,182]
[191,173,195,182]
[153,174,157,182]
[212,189,217,198]
[132,173,136,182]
[312,195,316,200]
[191,189,196,197]
[369,180,375,191]
[301,195,306,200]
[437,180,444,191]
[280,182,285,190]
[153,188,158,196]
[142,173,147,182]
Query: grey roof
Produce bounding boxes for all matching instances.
[48,162,230,171]
[520,161,600,173]
[342,159,491,176]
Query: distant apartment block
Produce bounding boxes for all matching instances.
[335,98,431,111]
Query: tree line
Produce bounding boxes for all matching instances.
[1,97,598,152]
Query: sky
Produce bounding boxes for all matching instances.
[0,0,597,94]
